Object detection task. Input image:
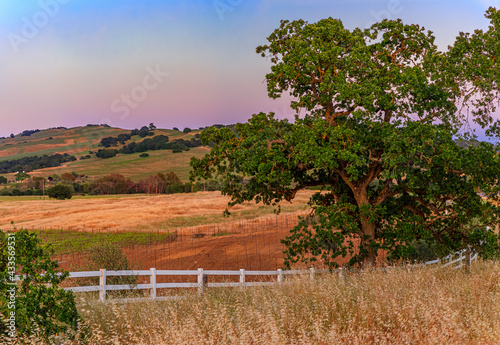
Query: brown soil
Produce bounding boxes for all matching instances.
[56,213,386,278]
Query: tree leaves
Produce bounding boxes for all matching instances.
[191,8,500,267]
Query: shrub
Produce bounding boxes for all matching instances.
[24,189,33,196]
[96,149,118,159]
[166,183,185,194]
[0,230,80,339]
[0,190,11,196]
[87,243,137,287]
[47,184,72,200]
[172,149,182,153]
[206,179,222,191]
[139,153,149,158]
[11,189,22,196]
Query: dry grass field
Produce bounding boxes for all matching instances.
[14,261,500,344]
[0,190,313,232]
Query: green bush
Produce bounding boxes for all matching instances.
[0,190,11,196]
[11,189,22,196]
[24,189,33,196]
[96,149,118,159]
[172,149,182,153]
[166,183,185,194]
[47,184,72,200]
[139,153,149,158]
[0,230,80,340]
[206,179,221,191]
[87,243,137,287]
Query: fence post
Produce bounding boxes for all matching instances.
[277,269,283,284]
[309,267,315,280]
[150,268,157,299]
[465,249,471,273]
[99,269,106,302]
[338,268,344,279]
[198,268,204,296]
[240,269,246,287]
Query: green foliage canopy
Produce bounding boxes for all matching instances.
[191,9,500,267]
[47,184,73,200]
[0,230,80,339]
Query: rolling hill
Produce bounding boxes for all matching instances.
[0,125,207,182]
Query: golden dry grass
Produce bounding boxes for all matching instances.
[14,261,500,344]
[0,191,313,232]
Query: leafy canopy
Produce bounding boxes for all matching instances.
[191,8,500,267]
[0,230,80,340]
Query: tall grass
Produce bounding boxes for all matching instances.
[15,261,500,344]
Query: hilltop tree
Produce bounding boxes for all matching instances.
[191,9,500,267]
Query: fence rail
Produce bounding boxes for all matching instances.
[13,249,476,302]
[62,267,338,301]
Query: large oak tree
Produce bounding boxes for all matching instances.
[191,8,500,267]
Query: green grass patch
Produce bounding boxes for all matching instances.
[32,229,174,255]
[211,231,232,237]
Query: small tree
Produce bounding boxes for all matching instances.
[88,243,137,286]
[47,184,72,200]
[14,172,29,182]
[61,172,76,184]
[0,230,80,339]
[0,176,7,184]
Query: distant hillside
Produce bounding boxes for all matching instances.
[0,125,207,182]
[454,138,483,149]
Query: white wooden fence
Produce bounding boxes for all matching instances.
[63,268,339,302]
[54,249,478,302]
[424,248,478,268]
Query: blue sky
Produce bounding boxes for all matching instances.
[0,0,498,137]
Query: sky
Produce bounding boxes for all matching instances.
[0,0,498,137]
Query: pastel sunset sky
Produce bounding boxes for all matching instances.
[0,0,497,137]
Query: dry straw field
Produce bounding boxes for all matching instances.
[13,261,500,344]
[0,191,313,232]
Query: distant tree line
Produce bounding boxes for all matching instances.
[98,125,156,148]
[86,124,110,127]
[95,136,203,159]
[48,126,67,130]
[21,129,41,137]
[87,173,222,195]
[0,153,77,174]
